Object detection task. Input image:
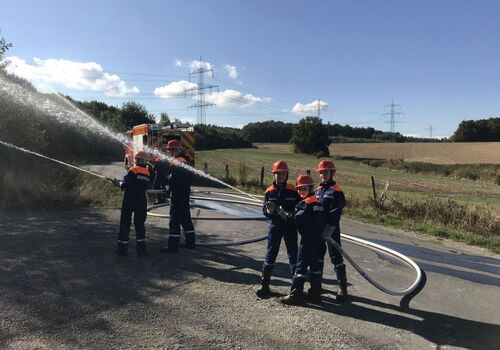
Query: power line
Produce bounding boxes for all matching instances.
[382,98,404,132]
[183,57,219,125]
[424,124,434,138]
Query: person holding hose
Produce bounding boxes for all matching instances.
[160,139,195,254]
[314,160,348,301]
[256,160,300,298]
[115,151,150,257]
[152,150,170,205]
[281,174,324,305]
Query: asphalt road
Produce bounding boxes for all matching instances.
[0,165,498,349]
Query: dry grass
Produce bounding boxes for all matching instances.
[255,142,500,164]
[0,159,121,211]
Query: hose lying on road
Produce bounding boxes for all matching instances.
[148,191,426,301]
[148,199,268,246]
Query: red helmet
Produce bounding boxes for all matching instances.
[295,174,314,188]
[271,160,289,173]
[317,160,336,172]
[167,139,183,149]
[134,151,149,160]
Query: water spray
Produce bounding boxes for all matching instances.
[0,139,116,183]
[53,92,260,202]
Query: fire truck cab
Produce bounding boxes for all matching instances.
[124,123,195,169]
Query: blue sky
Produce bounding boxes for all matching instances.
[1,0,499,137]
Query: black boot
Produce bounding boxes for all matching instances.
[160,236,180,254]
[281,287,304,305]
[136,241,147,257]
[256,279,271,299]
[308,270,322,303]
[115,243,128,256]
[184,231,196,249]
[335,263,349,302]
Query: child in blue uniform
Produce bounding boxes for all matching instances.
[256,160,300,298]
[281,175,324,305]
[116,151,150,257]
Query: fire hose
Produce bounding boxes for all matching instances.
[147,194,426,305]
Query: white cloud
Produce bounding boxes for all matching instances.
[190,59,212,71]
[224,64,238,79]
[154,80,198,98]
[175,59,213,72]
[205,89,265,108]
[292,99,328,114]
[5,56,139,97]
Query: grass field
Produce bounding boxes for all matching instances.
[255,142,500,164]
[196,147,500,253]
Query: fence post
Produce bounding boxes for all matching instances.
[260,166,265,187]
[306,169,311,176]
[204,162,208,173]
[370,176,377,202]
[225,164,230,180]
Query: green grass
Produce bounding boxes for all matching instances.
[196,148,500,253]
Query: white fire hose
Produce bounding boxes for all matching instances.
[147,193,426,305]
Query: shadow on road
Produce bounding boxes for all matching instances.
[367,238,500,287]
[0,210,294,348]
[308,295,500,350]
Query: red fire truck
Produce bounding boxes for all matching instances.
[124,123,195,169]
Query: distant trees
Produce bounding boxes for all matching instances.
[291,116,331,156]
[119,101,156,131]
[158,112,171,126]
[242,121,293,142]
[195,124,253,150]
[72,99,155,132]
[451,117,500,142]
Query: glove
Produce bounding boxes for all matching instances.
[110,178,121,187]
[266,201,276,215]
[322,224,335,240]
[277,206,291,221]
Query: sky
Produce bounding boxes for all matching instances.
[1,0,499,137]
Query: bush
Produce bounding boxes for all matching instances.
[291,116,330,156]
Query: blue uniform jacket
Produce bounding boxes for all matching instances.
[121,165,150,204]
[294,194,324,240]
[263,181,301,229]
[314,180,345,227]
[167,156,191,197]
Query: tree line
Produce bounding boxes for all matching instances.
[451,118,500,142]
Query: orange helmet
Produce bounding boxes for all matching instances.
[271,160,289,173]
[134,151,149,160]
[295,174,314,188]
[167,139,183,149]
[317,160,336,172]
